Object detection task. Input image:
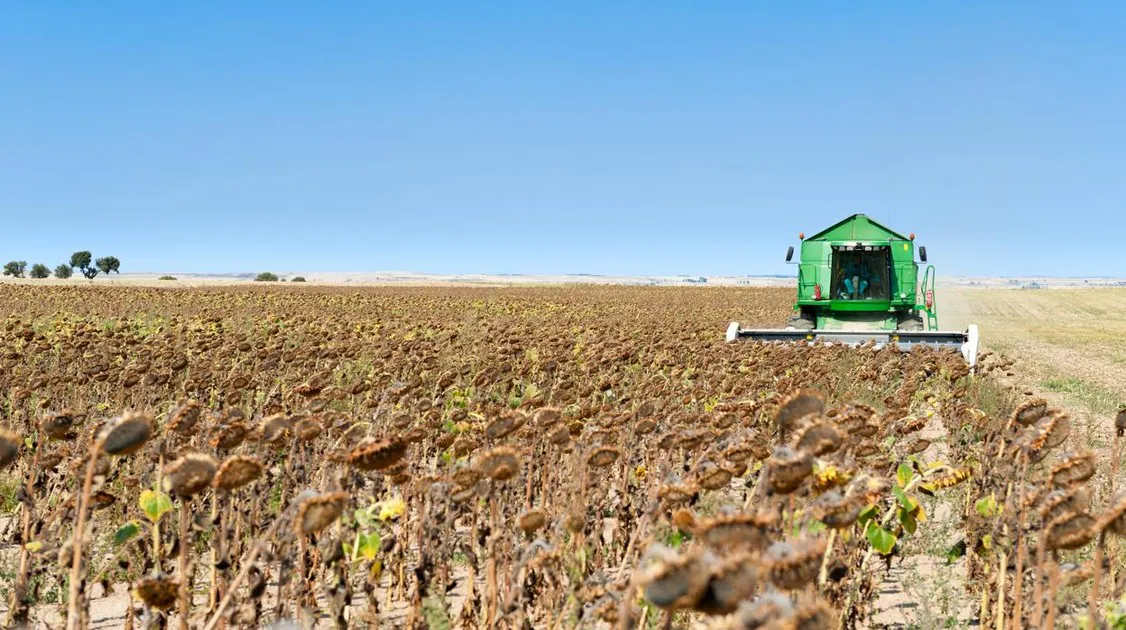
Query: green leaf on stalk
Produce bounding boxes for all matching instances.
[113,521,141,546]
[139,489,173,523]
[945,540,967,565]
[897,507,918,535]
[893,486,917,512]
[896,463,914,488]
[975,494,999,519]
[357,531,381,561]
[866,523,897,555]
[857,504,879,529]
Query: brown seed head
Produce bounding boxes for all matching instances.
[295,491,349,536]
[210,420,248,450]
[478,446,521,481]
[167,400,203,436]
[586,446,621,469]
[0,427,20,470]
[1096,492,1126,537]
[100,412,153,456]
[518,509,548,534]
[1012,399,1049,426]
[639,546,712,611]
[213,455,264,491]
[813,491,862,529]
[1050,451,1096,488]
[165,453,218,496]
[691,460,730,491]
[773,389,825,435]
[795,422,843,457]
[533,407,563,427]
[259,414,293,444]
[696,511,775,551]
[1045,511,1096,551]
[40,412,77,439]
[693,552,759,615]
[767,446,813,495]
[734,592,795,629]
[134,573,180,610]
[485,412,525,440]
[346,437,408,471]
[658,481,699,508]
[766,536,827,590]
[1039,486,1091,524]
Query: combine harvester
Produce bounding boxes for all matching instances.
[726,214,979,368]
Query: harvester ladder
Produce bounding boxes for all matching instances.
[921,265,938,331]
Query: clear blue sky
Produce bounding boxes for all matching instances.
[2,3,1123,276]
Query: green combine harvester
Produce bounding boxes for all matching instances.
[726,214,979,367]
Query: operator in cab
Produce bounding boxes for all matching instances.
[840,260,870,300]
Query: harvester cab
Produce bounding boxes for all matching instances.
[726,214,979,367]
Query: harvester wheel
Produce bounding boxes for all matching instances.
[896,314,925,331]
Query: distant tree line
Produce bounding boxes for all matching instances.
[2,251,120,280]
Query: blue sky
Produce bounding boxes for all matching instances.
[2,3,1123,276]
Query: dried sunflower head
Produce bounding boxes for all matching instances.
[794,421,843,457]
[773,390,825,435]
[533,407,563,427]
[1045,511,1096,551]
[294,415,322,442]
[734,592,795,629]
[765,536,827,590]
[40,412,77,440]
[1039,486,1091,524]
[695,461,733,491]
[813,491,861,529]
[295,491,349,536]
[767,446,813,495]
[713,412,738,430]
[213,455,264,491]
[586,446,621,469]
[134,573,180,610]
[658,481,699,508]
[478,446,521,481]
[346,437,408,472]
[639,546,713,611]
[696,512,775,551]
[165,453,218,496]
[0,427,20,470]
[518,509,548,534]
[485,412,526,440]
[167,400,203,436]
[100,412,153,456]
[1049,451,1096,488]
[548,425,571,446]
[1012,399,1049,426]
[1031,412,1071,453]
[633,416,658,436]
[1097,493,1126,537]
[853,440,880,459]
[210,420,248,450]
[693,552,759,615]
[259,414,292,445]
[906,438,931,454]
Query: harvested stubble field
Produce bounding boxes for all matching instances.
[0,284,1122,629]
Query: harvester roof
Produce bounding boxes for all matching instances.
[805,214,909,243]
